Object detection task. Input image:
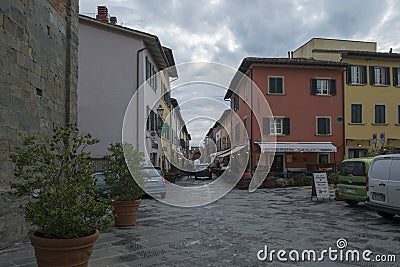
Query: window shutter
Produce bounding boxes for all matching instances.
[394,67,399,86]
[330,80,336,96]
[145,56,149,80]
[369,66,375,85]
[385,67,390,85]
[283,118,290,135]
[317,118,325,135]
[346,67,351,84]
[361,65,367,84]
[263,118,270,135]
[269,77,275,93]
[310,79,317,95]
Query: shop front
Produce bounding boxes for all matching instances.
[255,142,337,176]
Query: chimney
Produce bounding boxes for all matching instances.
[288,51,290,58]
[291,51,294,58]
[96,6,109,23]
[110,16,117,25]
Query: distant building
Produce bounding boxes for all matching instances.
[78,6,177,167]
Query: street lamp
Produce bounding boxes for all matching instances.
[156,104,164,117]
[156,105,164,136]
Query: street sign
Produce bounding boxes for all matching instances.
[380,132,385,144]
[372,133,377,144]
[311,172,331,201]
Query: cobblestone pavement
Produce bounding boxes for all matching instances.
[1,176,399,266]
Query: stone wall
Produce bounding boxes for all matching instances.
[0,0,78,247]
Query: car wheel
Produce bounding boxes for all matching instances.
[376,211,395,218]
[161,193,166,199]
[345,200,359,206]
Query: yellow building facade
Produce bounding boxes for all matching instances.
[342,52,400,158]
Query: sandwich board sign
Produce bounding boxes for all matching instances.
[311,172,331,201]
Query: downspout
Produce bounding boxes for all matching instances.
[342,67,347,160]
[250,68,253,174]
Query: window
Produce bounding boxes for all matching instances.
[393,67,400,86]
[310,79,337,96]
[243,117,248,137]
[318,154,330,164]
[145,56,158,91]
[374,105,386,124]
[346,65,367,85]
[398,105,400,124]
[234,123,240,141]
[348,149,368,159]
[370,66,390,86]
[150,153,158,166]
[233,94,239,111]
[263,117,290,135]
[243,80,248,100]
[316,117,331,135]
[268,76,284,94]
[351,104,362,123]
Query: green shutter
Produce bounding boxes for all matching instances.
[263,118,270,135]
[330,80,336,96]
[310,79,317,95]
[361,65,367,84]
[394,67,399,86]
[283,118,290,135]
[269,77,275,93]
[369,66,375,85]
[346,67,351,84]
[385,67,390,85]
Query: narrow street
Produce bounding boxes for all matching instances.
[1,178,398,266]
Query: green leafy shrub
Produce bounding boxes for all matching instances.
[304,176,313,186]
[10,124,112,239]
[105,143,145,201]
[274,178,286,188]
[328,171,339,186]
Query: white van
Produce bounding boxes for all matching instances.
[365,154,400,218]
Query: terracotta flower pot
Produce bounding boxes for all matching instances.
[112,199,141,227]
[29,230,99,267]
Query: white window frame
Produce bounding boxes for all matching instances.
[316,116,332,136]
[269,117,283,135]
[316,79,329,95]
[268,76,284,95]
[350,66,362,84]
[373,66,388,85]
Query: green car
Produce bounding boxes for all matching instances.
[337,157,373,206]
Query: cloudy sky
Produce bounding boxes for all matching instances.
[79,0,400,145]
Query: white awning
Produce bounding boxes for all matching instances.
[210,148,232,158]
[256,142,337,153]
[218,144,247,157]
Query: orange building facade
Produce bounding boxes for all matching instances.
[226,57,346,175]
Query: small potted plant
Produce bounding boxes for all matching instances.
[105,143,145,227]
[10,124,112,267]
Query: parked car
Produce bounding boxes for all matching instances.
[142,167,166,199]
[365,154,400,218]
[91,172,114,197]
[337,157,373,206]
[194,163,213,180]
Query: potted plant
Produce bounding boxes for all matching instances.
[10,124,112,267]
[105,143,145,227]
